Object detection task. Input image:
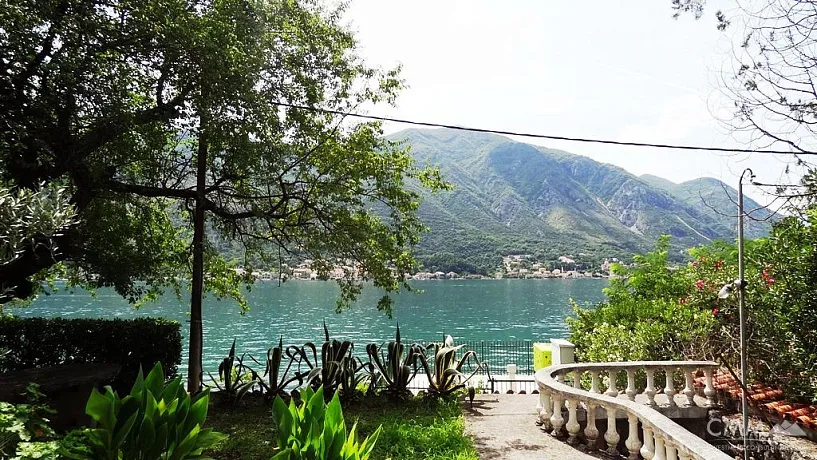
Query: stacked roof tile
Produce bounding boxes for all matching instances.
[695,371,816,430]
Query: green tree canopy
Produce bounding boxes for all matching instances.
[0,0,446,310]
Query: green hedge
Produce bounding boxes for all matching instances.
[0,317,182,392]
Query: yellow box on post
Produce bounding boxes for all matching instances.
[533,342,552,370]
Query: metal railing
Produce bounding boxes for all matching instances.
[461,340,534,375]
[401,339,536,393]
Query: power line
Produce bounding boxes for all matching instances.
[272,101,807,156]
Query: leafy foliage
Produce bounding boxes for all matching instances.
[0,385,56,458]
[205,393,477,460]
[0,317,182,392]
[570,222,817,402]
[0,0,448,316]
[68,362,225,459]
[569,236,716,363]
[270,386,381,460]
[0,182,76,304]
[568,236,717,365]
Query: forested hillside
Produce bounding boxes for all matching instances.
[390,129,771,274]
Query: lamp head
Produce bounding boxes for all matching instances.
[718,279,745,299]
[718,283,733,299]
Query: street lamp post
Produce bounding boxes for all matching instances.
[737,168,752,460]
[717,168,754,459]
[718,168,754,460]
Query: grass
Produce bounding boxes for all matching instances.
[205,393,478,460]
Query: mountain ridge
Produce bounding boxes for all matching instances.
[388,128,772,273]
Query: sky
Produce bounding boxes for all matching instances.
[342,0,802,206]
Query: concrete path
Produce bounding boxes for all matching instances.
[464,394,602,460]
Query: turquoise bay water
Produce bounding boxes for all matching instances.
[13,279,607,375]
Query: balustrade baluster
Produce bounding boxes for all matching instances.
[565,398,581,444]
[550,394,565,437]
[666,440,678,460]
[536,362,731,460]
[653,433,667,460]
[624,414,642,459]
[626,368,637,401]
[590,370,600,394]
[603,405,620,456]
[703,367,716,407]
[539,390,552,431]
[664,367,677,407]
[584,402,599,449]
[683,367,695,406]
[645,367,657,406]
[640,424,655,460]
[676,446,694,460]
[606,369,619,397]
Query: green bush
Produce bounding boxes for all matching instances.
[66,362,225,459]
[570,222,817,402]
[0,317,182,392]
[0,384,56,458]
[568,236,717,365]
[271,386,381,460]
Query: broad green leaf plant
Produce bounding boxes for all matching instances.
[271,386,381,460]
[71,362,225,459]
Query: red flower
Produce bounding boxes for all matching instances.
[679,297,687,305]
[712,308,719,316]
[695,279,705,290]
[761,270,775,287]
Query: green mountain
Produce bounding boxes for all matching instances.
[639,174,772,240]
[389,128,771,273]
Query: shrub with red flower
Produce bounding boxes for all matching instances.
[761,269,775,287]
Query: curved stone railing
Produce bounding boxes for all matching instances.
[535,361,730,460]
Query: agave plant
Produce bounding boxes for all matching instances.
[271,386,381,460]
[338,355,373,399]
[258,337,305,399]
[207,339,262,403]
[420,335,485,397]
[365,324,424,397]
[291,323,354,397]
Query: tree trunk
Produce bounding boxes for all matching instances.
[188,118,207,393]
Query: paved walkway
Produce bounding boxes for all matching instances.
[464,394,602,460]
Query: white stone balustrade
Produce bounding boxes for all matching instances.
[536,361,730,460]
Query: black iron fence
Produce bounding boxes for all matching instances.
[460,340,534,375]
[400,339,537,394]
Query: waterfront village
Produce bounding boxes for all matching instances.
[240,254,620,281]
